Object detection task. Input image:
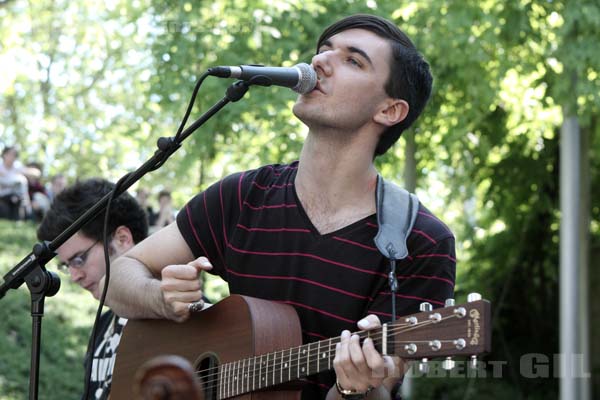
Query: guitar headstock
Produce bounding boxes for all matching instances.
[386,293,491,361]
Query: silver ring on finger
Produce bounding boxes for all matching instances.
[188,299,205,313]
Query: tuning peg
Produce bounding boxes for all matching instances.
[444,298,455,307]
[470,355,479,369]
[453,307,467,318]
[428,312,442,323]
[419,302,433,312]
[453,338,466,350]
[429,340,441,351]
[418,358,429,374]
[442,357,455,370]
[467,293,482,302]
[404,343,417,355]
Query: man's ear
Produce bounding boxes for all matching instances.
[374,98,409,127]
[112,225,134,252]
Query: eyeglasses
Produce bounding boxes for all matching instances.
[57,240,100,273]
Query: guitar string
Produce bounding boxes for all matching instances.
[196,313,459,383]
[194,313,465,395]
[197,314,461,395]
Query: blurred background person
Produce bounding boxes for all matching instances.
[135,187,157,226]
[152,189,176,230]
[0,146,31,220]
[24,162,51,221]
[46,173,67,203]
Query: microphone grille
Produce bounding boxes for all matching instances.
[293,63,317,94]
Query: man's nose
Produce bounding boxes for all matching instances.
[311,50,334,77]
[69,267,85,283]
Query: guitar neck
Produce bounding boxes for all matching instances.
[213,299,490,399]
[216,330,382,398]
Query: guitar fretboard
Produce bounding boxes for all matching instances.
[215,331,381,399]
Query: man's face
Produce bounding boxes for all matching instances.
[55,231,131,300]
[292,28,392,134]
[2,149,17,166]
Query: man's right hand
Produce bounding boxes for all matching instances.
[160,256,213,322]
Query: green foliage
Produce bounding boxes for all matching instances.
[0,220,228,400]
[0,220,96,399]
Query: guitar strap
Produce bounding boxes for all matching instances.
[373,175,419,331]
[373,175,419,261]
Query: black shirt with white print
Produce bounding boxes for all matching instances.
[82,310,126,400]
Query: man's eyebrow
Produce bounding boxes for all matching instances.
[318,39,373,66]
[347,46,373,66]
[66,251,83,263]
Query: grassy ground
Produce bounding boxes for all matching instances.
[0,219,96,399]
[0,219,228,400]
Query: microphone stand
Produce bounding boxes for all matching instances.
[0,79,251,400]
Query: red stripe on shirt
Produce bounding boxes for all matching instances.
[333,236,379,252]
[281,300,356,324]
[224,268,374,300]
[397,274,454,287]
[237,224,311,233]
[203,191,225,263]
[237,171,245,212]
[243,201,297,211]
[185,204,210,256]
[378,291,445,306]
[412,229,437,244]
[415,253,457,262]
[227,242,387,278]
[252,181,294,190]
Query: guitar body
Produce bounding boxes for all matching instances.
[111,295,303,400]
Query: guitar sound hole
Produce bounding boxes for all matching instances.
[195,353,219,400]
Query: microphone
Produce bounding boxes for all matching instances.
[207,63,317,94]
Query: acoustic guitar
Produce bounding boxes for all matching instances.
[111,294,491,399]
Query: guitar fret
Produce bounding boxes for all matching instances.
[272,350,277,385]
[297,346,301,378]
[265,353,269,388]
[241,358,245,395]
[317,341,321,372]
[306,343,311,375]
[218,364,222,399]
[260,354,265,389]
[252,356,257,392]
[228,362,233,398]
[279,349,283,385]
[328,338,333,370]
[288,348,292,382]
[235,361,241,395]
[223,362,228,398]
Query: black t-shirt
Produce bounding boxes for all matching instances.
[82,310,126,400]
[177,162,456,398]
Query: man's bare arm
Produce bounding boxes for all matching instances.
[102,221,200,320]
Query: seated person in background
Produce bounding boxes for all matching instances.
[0,146,31,220]
[37,178,148,400]
[24,162,50,221]
[46,173,67,203]
[153,189,176,229]
[135,187,157,226]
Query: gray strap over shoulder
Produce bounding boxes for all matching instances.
[374,176,419,260]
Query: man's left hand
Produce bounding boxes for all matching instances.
[332,315,398,397]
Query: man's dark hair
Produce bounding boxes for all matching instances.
[1,146,17,158]
[317,14,433,156]
[37,178,148,244]
[158,190,171,200]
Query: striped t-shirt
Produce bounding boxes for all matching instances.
[177,161,456,398]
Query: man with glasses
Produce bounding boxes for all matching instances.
[37,178,148,400]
